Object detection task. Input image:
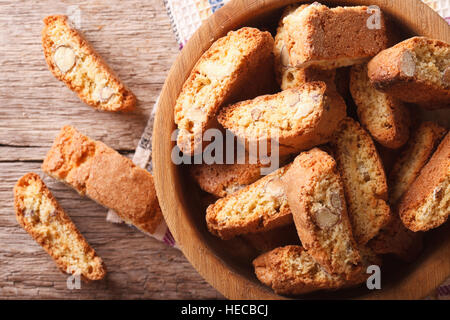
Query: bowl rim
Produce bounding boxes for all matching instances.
[153,0,450,300]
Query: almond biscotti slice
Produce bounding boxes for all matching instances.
[217,82,346,157]
[190,162,265,197]
[389,122,447,205]
[174,27,274,155]
[330,118,392,244]
[283,3,387,69]
[369,123,446,260]
[42,126,163,234]
[206,164,293,240]
[273,4,336,91]
[368,37,450,109]
[282,148,361,276]
[42,15,136,112]
[253,245,380,296]
[14,173,106,280]
[350,63,410,149]
[399,132,450,231]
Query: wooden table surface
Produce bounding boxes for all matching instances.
[0,0,222,299]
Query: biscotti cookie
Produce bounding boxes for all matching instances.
[206,164,292,240]
[283,3,387,69]
[42,15,136,112]
[242,224,299,254]
[273,4,336,90]
[368,216,423,262]
[190,152,289,198]
[350,63,410,149]
[42,126,163,234]
[282,148,361,276]
[399,132,450,231]
[217,82,346,157]
[190,162,264,197]
[330,118,391,244]
[389,122,447,205]
[14,173,106,280]
[369,123,445,260]
[253,245,380,296]
[368,37,450,109]
[174,27,274,155]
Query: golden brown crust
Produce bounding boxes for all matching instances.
[350,63,410,149]
[174,27,275,155]
[330,118,392,245]
[14,173,106,281]
[217,82,347,157]
[42,126,163,234]
[282,149,361,276]
[283,4,387,69]
[42,15,136,112]
[399,133,450,231]
[273,4,337,91]
[206,164,293,240]
[368,37,450,109]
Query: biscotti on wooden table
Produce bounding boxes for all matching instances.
[282,3,388,69]
[42,15,136,112]
[217,82,346,157]
[350,63,410,149]
[330,118,392,245]
[282,148,361,277]
[174,27,275,155]
[42,126,163,234]
[368,36,450,109]
[14,173,106,280]
[399,132,450,231]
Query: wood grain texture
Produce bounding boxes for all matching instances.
[0,0,222,299]
[153,0,450,300]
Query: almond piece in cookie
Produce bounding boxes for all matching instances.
[14,173,106,280]
[350,63,410,149]
[399,132,450,231]
[282,148,361,277]
[42,15,136,112]
[283,3,387,69]
[174,27,275,155]
[42,126,163,234]
[206,164,293,240]
[330,118,392,244]
[218,82,346,157]
[368,37,450,109]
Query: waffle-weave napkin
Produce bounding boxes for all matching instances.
[106,0,450,299]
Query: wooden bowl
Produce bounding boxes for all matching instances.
[153,0,450,299]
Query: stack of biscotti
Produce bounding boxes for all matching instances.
[174,2,450,297]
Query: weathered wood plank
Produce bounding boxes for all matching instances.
[0,0,179,151]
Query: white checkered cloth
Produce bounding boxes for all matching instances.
[104,0,450,298]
